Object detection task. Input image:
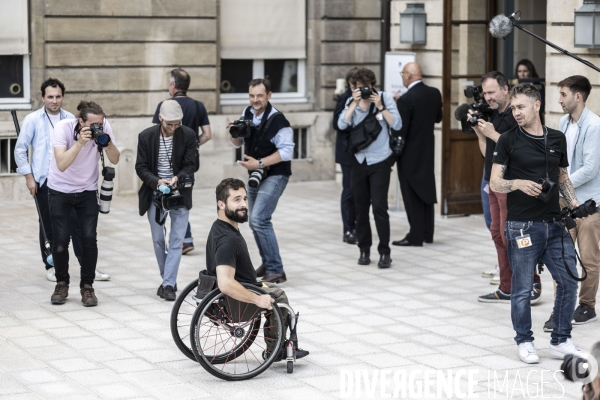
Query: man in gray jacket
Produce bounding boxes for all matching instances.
[557,75,600,326]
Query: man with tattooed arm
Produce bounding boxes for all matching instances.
[490,83,581,364]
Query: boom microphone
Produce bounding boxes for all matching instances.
[489,14,513,38]
[454,103,471,121]
[489,11,600,73]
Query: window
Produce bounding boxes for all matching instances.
[219,0,306,105]
[0,137,18,174]
[292,127,309,160]
[220,59,306,104]
[0,0,30,110]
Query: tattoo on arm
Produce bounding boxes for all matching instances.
[492,164,516,193]
[558,174,577,206]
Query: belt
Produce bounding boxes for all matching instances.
[542,217,562,223]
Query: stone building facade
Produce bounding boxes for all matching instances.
[1,0,598,215]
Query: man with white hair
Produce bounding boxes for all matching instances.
[136,100,198,301]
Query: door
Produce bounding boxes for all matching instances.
[441,0,496,215]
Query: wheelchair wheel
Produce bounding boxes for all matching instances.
[190,284,285,381]
[170,279,201,361]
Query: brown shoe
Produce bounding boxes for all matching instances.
[262,272,287,284]
[80,284,98,307]
[256,265,266,278]
[51,281,69,305]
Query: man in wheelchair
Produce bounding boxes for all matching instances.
[199,178,309,362]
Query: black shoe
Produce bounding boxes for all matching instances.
[378,254,392,268]
[478,289,511,303]
[262,272,287,284]
[157,283,177,298]
[544,312,554,332]
[392,238,422,247]
[358,252,370,265]
[263,347,310,362]
[425,239,433,244]
[572,303,597,325]
[256,265,266,278]
[343,231,357,245]
[163,285,176,301]
[530,282,542,305]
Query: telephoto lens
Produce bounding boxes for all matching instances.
[99,166,115,214]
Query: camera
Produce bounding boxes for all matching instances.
[154,175,195,211]
[248,168,267,188]
[230,118,255,138]
[562,354,590,382]
[89,123,111,147]
[359,87,373,99]
[456,86,494,134]
[99,166,115,214]
[390,136,405,155]
[535,177,556,203]
[560,198,599,229]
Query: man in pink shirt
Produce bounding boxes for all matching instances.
[48,101,120,307]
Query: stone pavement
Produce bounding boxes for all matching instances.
[0,180,597,400]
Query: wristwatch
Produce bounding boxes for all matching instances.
[258,158,264,169]
[378,104,386,112]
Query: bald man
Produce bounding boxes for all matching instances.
[392,62,443,247]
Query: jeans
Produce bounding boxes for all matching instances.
[340,164,356,234]
[36,181,82,269]
[247,174,289,275]
[481,174,491,230]
[505,220,578,345]
[184,222,193,245]
[48,189,98,288]
[147,202,189,287]
[352,156,392,255]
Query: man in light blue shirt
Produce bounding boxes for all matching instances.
[14,78,110,282]
[338,68,402,268]
[556,75,600,326]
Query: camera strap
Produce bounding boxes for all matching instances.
[560,223,588,282]
[249,104,282,156]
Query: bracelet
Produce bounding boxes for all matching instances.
[378,105,386,112]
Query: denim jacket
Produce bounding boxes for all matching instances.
[14,107,74,186]
[337,91,402,165]
[558,107,600,203]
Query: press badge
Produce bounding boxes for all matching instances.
[516,229,532,249]
[376,112,383,121]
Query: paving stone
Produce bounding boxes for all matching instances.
[0,181,594,399]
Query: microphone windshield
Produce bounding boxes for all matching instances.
[489,14,513,38]
[454,103,471,121]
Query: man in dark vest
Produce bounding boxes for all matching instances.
[228,79,294,284]
[392,62,443,247]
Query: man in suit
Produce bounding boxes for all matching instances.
[392,62,442,247]
[135,100,198,301]
[333,67,358,244]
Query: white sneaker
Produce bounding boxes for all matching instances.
[482,265,498,278]
[490,271,500,285]
[95,270,110,281]
[549,339,581,358]
[517,342,539,364]
[46,267,57,282]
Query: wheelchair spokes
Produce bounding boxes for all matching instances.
[190,289,284,381]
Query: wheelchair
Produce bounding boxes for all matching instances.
[170,279,303,381]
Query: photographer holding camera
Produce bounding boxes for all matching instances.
[338,68,401,268]
[468,72,542,303]
[136,100,197,301]
[490,83,580,364]
[48,101,119,307]
[228,79,294,284]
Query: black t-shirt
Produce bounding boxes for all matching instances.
[205,219,260,286]
[484,106,518,181]
[492,126,569,221]
[152,96,210,134]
